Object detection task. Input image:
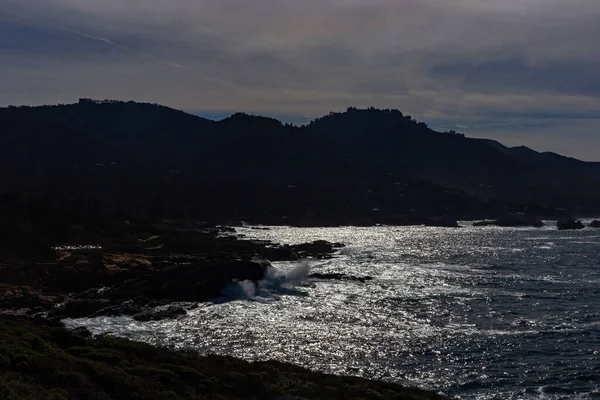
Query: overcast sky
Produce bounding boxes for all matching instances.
[1,0,599,160]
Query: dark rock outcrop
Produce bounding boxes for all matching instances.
[424,217,460,228]
[100,260,266,303]
[267,240,345,260]
[71,326,92,338]
[310,273,373,283]
[0,224,344,321]
[495,214,544,227]
[473,214,544,228]
[589,220,600,228]
[472,220,495,227]
[557,219,585,230]
[0,288,54,310]
[133,305,188,322]
[57,298,113,318]
[19,260,266,320]
[295,240,342,254]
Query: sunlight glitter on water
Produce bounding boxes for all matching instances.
[65,225,600,399]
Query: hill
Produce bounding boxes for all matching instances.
[1,100,599,226]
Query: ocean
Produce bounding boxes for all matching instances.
[65,222,600,399]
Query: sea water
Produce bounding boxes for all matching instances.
[65,222,600,399]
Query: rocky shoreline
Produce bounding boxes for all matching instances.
[0,220,452,399]
[0,221,344,323]
[2,214,597,400]
[3,213,599,324]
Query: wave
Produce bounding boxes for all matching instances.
[221,260,312,300]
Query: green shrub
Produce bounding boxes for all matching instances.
[0,355,11,369]
[43,389,69,400]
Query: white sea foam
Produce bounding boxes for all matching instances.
[221,260,312,300]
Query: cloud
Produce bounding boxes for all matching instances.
[429,58,600,96]
[1,0,599,159]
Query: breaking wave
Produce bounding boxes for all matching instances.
[221,260,312,300]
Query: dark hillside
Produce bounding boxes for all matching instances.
[2,100,599,224]
[0,317,448,400]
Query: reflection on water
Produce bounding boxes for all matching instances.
[65,224,600,399]
[53,245,103,251]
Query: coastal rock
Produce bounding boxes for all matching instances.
[0,289,47,310]
[424,217,460,228]
[0,224,343,320]
[495,214,544,227]
[271,240,345,260]
[9,259,267,319]
[92,298,162,318]
[589,220,600,228]
[297,240,336,254]
[472,220,495,227]
[54,298,113,319]
[105,260,266,302]
[133,305,187,322]
[557,219,585,230]
[473,214,544,228]
[72,326,92,338]
[310,273,373,283]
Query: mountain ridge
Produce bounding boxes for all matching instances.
[2,99,599,224]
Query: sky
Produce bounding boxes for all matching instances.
[1,0,599,160]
